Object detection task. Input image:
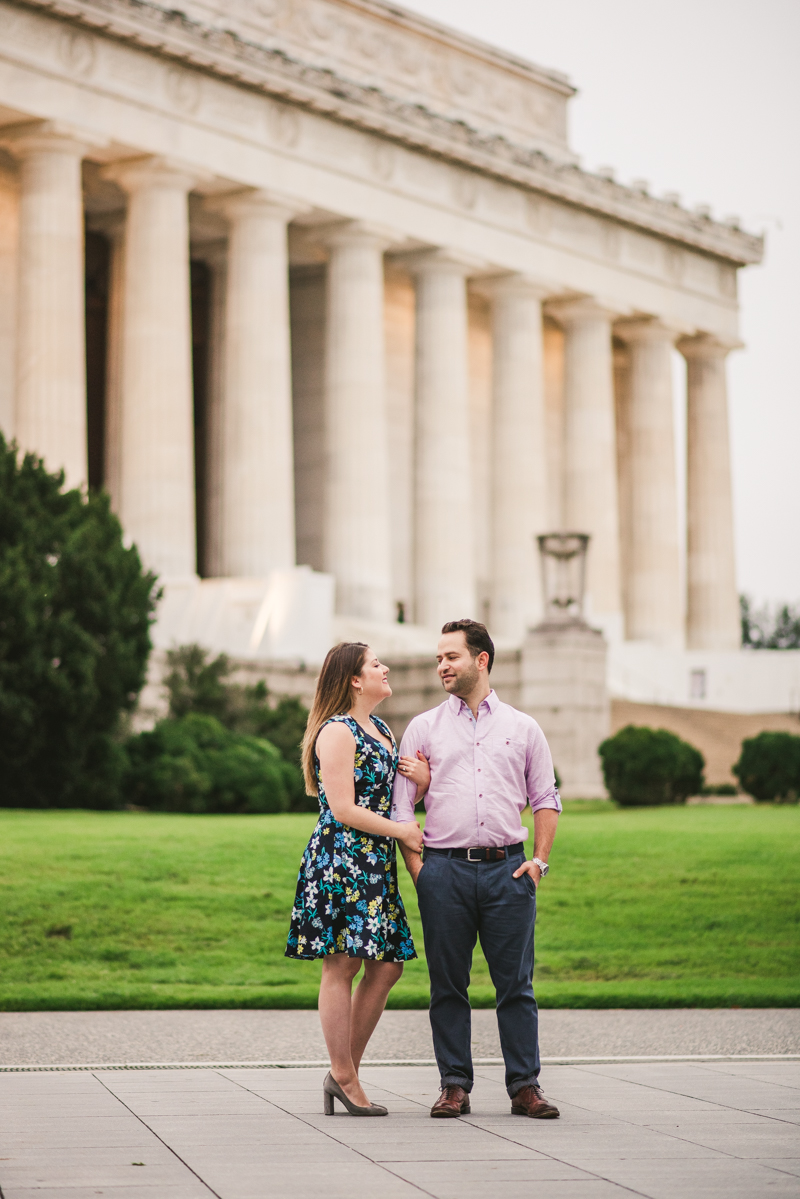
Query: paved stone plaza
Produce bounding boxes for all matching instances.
[1,1011,798,1198]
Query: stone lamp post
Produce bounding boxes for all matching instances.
[537,532,590,624]
[521,532,610,798]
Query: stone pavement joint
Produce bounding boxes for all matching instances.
[1,1059,800,1198]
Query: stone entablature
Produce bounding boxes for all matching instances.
[9,0,762,268]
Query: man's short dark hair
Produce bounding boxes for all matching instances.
[441,619,495,673]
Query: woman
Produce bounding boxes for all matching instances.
[286,642,428,1117]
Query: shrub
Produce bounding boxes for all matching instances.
[123,713,296,814]
[0,436,158,808]
[733,731,800,803]
[598,725,705,807]
[161,644,313,810]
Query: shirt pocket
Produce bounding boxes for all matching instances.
[495,736,527,772]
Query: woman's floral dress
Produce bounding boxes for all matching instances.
[285,714,416,962]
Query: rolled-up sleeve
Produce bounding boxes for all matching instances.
[391,718,425,822]
[526,726,563,814]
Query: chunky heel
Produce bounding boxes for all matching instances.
[323,1088,335,1115]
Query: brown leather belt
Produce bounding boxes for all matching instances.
[423,842,524,862]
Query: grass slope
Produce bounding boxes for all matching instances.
[0,805,798,1010]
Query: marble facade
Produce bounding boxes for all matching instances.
[0,0,767,687]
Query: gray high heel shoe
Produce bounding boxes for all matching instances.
[323,1071,388,1116]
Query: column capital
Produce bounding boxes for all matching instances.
[677,332,742,361]
[399,246,486,277]
[315,217,398,251]
[0,118,107,158]
[476,272,553,302]
[205,187,310,224]
[102,155,207,195]
[545,295,620,326]
[615,316,679,345]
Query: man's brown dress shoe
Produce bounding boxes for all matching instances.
[511,1083,560,1119]
[430,1084,471,1118]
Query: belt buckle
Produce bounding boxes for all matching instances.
[466,847,482,862]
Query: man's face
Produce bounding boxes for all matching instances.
[437,631,482,696]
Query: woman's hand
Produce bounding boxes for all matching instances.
[398,750,431,801]
[395,820,424,855]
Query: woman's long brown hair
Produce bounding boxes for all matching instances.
[301,642,369,796]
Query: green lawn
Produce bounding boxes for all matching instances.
[0,804,798,1010]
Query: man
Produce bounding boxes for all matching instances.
[393,618,560,1119]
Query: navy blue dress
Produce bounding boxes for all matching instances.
[285,714,416,962]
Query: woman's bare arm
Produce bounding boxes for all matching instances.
[317,722,423,853]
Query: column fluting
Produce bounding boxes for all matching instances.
[678,334,740,650]
[549,298,623,638]
[409,249,476,631]
[322,221,393,622]
[4,121,103,488]
[488,275,550,641]
[208,191,302,578]
[616,318,682,645]
[103,156,199,579]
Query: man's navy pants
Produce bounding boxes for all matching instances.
[415,848,540,1098]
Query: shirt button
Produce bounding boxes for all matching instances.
[479,794,482,798]
[477,768,481,772]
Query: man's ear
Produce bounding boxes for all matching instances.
[476,651,490,672]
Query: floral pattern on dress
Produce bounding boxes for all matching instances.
[285,714,416,962]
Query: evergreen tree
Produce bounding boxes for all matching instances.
[0,436,158,807]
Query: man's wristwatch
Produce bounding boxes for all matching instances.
[532,857,549,876]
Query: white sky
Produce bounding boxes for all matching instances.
[401,0,800,606]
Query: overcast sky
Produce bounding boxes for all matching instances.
[402,0,800,607]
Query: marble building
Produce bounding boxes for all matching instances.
[1,0,790,714]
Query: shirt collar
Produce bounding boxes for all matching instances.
[448,688,498,716]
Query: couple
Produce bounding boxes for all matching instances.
[285,618,561,1120]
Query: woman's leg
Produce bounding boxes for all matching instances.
[350,961,404,1072]
[318,954,370,1106]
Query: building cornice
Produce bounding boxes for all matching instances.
[13,0,764,266]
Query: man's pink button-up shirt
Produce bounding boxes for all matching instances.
[391,689,561,849]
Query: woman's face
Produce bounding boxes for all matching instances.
[354,648,392,704]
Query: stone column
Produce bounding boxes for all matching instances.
[678,334,740,650]
[616,319,682,645]
[208,191,302,578]
[4,121,104,488]
[549,298,622,639]
[322,221,393,622]
[0,160,18,440]
[488,275,549,641]
[409,249,476,631]
[103,156,199,580]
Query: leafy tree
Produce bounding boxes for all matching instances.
[123,713,295,814]
[734,731,800,802]
[0,435,158,807]
[741,594,800,649]
[598,725,705,806]
[164,643,230,721]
